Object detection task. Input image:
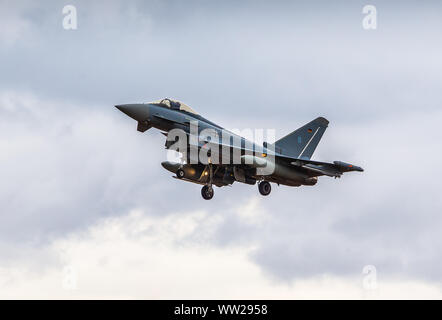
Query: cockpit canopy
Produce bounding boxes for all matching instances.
[149,98,199,115]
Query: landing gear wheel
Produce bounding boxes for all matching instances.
[176,168,185,179]
[201,185,214,200]
[258,181,271,196]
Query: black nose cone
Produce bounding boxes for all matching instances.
[115,104,150,122]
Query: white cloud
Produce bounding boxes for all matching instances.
[1,207,441,299]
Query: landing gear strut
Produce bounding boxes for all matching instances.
[201,163,214,200]
[258,181,271,196]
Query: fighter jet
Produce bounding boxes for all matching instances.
[116,98,363,200]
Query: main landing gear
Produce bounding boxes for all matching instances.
[201,163,214,200]
[197,165,271,199]
[258,181,271,196]
[201,185,214,200]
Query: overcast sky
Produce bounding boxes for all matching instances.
[1,0,442,298]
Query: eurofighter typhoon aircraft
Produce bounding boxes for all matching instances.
[116,98,363,200]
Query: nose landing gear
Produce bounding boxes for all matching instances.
[176,168,185,179]
[258,181,271,196]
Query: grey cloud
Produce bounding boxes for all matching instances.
[1,0,442,289]
[2,0,442,122]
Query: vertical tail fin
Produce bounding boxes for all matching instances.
[273,117,329,159]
